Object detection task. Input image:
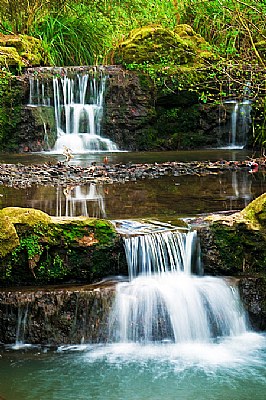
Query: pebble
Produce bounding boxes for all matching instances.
[0,158,264,189]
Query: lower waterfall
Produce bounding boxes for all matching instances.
[0,222,265,400]
[109,221,247,344]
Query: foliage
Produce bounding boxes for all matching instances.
[0,69,22,150]
[181,0,266,64]
[0,1,265,67]
[31,5,105,66]
[0,0,266,150]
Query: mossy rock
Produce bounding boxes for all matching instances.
[0,207,52,225]
[112,25,217,68]
[0,210,125,286]
[0,33,45,67]
[203,194,266,274]
[0,46,24,67]
[241,193,266,229]
[0,214,19,257]
[112,25,196,66]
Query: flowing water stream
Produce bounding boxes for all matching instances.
[1,223,265,400]
[0,69,265,399]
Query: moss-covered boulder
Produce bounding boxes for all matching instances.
[0,33,45,67]
[113,25,196,66]
[200,193,266,275]
[112,24,217,69]
[0,208,127,286]
[240,193,266,229]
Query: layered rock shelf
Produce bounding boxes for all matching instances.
[0,283,116,345]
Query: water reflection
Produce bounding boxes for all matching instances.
[0,170,265,219]
[220,171,253,210]
[0,183,106,218]
[55,183,106,218]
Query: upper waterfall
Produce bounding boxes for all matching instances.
[27,68,118,153]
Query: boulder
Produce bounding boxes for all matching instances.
[0,33,45,67]
[111,24,217,67]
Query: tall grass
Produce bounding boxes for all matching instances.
[0,0,265,66]
[181,0,266,61]
[31,5,105,66]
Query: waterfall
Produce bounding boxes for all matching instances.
[109,221,247,344]
[123,230,199,280]
[27,69,118,153]
[14,304,29,348]
[223,82,252,149]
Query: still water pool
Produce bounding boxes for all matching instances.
[0,149,265,219]
[0,333,266,400]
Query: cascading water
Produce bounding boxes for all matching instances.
[0,222,265,400]
[109,220,247,344]
[28,69,118,153]
[223,82,252,149]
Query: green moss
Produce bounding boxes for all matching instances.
[0,207,52,225]
[0,214,19,258]
[19,34,45,66]
[210,218,266,274]
[0,33,45,68]
[0,209,125,286]
[0,70,23,151]
[111,24,218,96]
[91,219,116,246]
[113,25,197,66]
[241,193,266,229]
[0,46,24,67]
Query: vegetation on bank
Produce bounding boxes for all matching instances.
[0,0,265,66]
[0,1,266,150]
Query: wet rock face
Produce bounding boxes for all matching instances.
[7,64,226,153]
[102,67,157,150]
[0,286,116,345]
[238,277,266,330]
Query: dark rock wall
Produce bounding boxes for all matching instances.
[0,285,115,345]
[239,277,266,331]
[8,66,232,153]
[102,66,229,151]
[102,67,157,150]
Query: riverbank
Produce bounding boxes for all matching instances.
[0,157,265,189]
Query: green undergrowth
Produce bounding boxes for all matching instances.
[0,69,23,151]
